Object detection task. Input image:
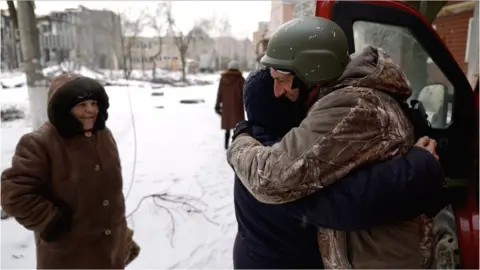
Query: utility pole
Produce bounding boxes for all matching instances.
[17,0,48,129]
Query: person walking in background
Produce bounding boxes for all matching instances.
[215,60,245,149]
[1,74,139,269]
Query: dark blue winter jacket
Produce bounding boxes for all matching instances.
[232,67,446,269]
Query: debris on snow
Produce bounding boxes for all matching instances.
[179,99,205,104]
[11,254,24,260]
[1,107,25,122]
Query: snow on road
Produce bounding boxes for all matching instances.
[1,78,237,268]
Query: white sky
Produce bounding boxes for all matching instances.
[0,1,272,39]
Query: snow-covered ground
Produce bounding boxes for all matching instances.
[1,72,243,268]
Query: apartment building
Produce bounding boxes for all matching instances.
[125,36,182,71]
[238,38,257,70]
[126,34,256,72]
[252,21,269,61]
[0,10,21,70]
[250,0,295,64]
[268,0,294,37]
[252,21,268,47]
[213,36,253,70]
[36,5,122,70]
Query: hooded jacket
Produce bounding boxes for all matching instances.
[1,74,135,269]
[215,69,245,130]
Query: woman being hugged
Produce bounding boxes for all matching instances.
[1,74,139,269]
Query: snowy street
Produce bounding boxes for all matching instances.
[1,73,240,268]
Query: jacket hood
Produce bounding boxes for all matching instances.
[47,73,109,139]
[244,67,304,142]
[334,46,412,101]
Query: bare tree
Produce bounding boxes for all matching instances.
[119,9,146,80]
[212,16,232,70]
[148,2,167,80]
[165,3,210,81]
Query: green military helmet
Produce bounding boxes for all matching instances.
[260,17,350,85]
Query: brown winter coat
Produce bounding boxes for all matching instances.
[215,69,245,130]
[1,74,138,269]
[227,46,435,268]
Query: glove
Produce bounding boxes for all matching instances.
[40,205,73,242]
[215,105,222,115]
[232,120,252,141]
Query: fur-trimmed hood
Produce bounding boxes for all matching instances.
[47,73,109,138]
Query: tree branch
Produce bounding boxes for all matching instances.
[126,192,218,247]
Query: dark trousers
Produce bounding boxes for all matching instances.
[225,129,231,149]
[233,233,323,269]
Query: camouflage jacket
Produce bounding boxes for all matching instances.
[227,46,415,204]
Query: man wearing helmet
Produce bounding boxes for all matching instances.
[227,17,444,268]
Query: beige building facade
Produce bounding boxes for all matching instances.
[268,0,295,37]
[126,35,256,71]
[125,36,182,71]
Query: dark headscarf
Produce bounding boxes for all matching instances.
[48,74,109,138]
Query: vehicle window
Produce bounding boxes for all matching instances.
[353,21,453,129]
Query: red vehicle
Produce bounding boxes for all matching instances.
[315,1,479,269]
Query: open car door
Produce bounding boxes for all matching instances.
[315,1,479,269]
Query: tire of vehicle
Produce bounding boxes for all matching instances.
[434,207,460,269]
